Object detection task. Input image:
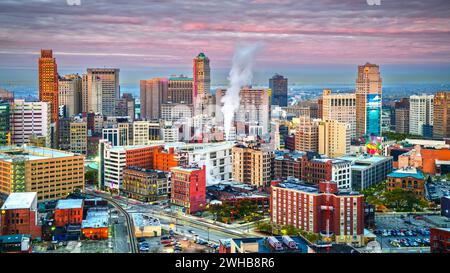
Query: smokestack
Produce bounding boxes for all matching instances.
[221,43,262,140]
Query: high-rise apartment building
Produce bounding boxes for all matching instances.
[58,74,82,117]
[318,119,351,158]
[409,94,434,136]
[140,77,168,120]
[433,92,450,139]
[86,68,120,116]
[193,53,210,114]
[294,117,319,152]
[0,102,11,145]
[232,143,272,188]
[269,74,288,107]
[38,49,59,127]
[0,146,84,202]
[10,100,51,147]
[355,63,382,137]
[321,89,356,139]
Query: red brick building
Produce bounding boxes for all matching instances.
[270,179,364,246]
[430,228,450,253]
[0,192,41,239]
[170,165,206,214]
[54,199,84,227]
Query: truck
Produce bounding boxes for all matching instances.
[281,235,298,250]
[267,236,283,251]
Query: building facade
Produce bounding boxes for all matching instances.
[433,92,450,139]
[140,77,168,120]
[321,89,356,139]
[86,68,120,116]
[318,119,351,158]
[409,94,434,136]
[58,74,82,117]
[387,167,426,197]
[269,74,288,107]
[232,143,272,188]
[122,167,169,201]
[170,165,206,214]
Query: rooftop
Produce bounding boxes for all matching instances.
[231,236,309,253]
[1,192,37,210]
[132,213,161,227]
[388,167,425,180]
[0,234,31,244]
[56,199,83,210]
[0,146,79,162]
[82,208,109,229]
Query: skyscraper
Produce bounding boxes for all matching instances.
[39,49,59,146]
[433,91,450,139]
[355,63,382,137]
[58,74,82,117]
[86,68,120,116]
[269,74,288,107]
[318,119,351,158]
[193,53,210,114]
[140,77,168,120]
[168,75,193,104]
[409,94,434,136]
[320,89,356,139]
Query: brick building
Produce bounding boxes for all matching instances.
[387,167,426,197]
[430,228,450,253]
[54,199,84,227]
[270,179,364,246]
[122,167,169,202]
[170,165,206,214]
[0,192,41,239]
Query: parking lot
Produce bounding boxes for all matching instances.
[374,214,432,252]
[137,233,218,253]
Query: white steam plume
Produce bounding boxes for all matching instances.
[221,43,262,140]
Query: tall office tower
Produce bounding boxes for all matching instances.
[140,77,168,120]
[232,143,272,189]
[395,98,410,134]
[86,68,120,116]
[0,102,10,145]
[58,74,82,117]
[294,117,319,152]
[69,120,87,155]
[433,91,450,139]
[39,49,59,124]
[355,63,382,137]
[216,87,270,136]
[193,53,210,114]
[168,75,193,104]
[269,74,288,107]
[318,120,351,158]
[81,73,88,113]
[409,94,434,136]
[321,89,356,139]
[10,100,51,147]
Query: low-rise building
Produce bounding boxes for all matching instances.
[122,167,169,202]
[430,228,450,253]
[220,236,309,253]
[337,154,393,191]
[387,167,426,197]
[0,234,32,253]
[81,207,109,240]
[170,165,206,214]
[54,199,84,227]
[0,192,41,239]
[132,213,161,238]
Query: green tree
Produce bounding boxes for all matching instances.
[85,169,98,184]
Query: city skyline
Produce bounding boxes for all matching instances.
[0,0,449,85]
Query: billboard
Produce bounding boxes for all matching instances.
[366,94,381,137]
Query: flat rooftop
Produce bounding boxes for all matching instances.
[132,213,161,227]
[1,192,37,210]
[0,146,78,162]
[56,199,83,210]
[232,236,309,253]
[388,168,425,180]
[82,208,109,229]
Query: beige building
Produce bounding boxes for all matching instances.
[321,89,356,139]
[58,74,82,117]
[355,63,382,137]
[86,68,120,117]
[168,76,193,104]
[295,117,319,152]
[232,143,272,188]
[133,120,150,145]
[0,146,84,202]
[319,120,351,158]
[69,121,87,154]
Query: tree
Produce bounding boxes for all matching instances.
[85,169,98,185]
